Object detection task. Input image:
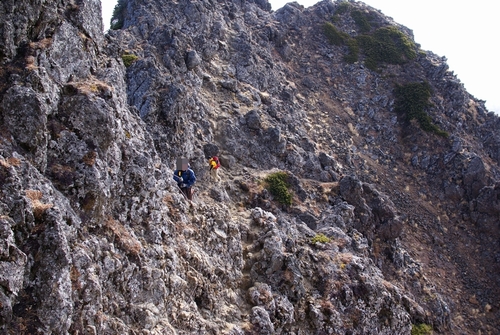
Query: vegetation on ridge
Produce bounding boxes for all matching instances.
[323,22,349,46]
[324,3,417,70]
[336,1,351,15]
[351,9,373,33]
[357,26,417,70]
[394,82,449,137]
[110,0,127,30]
[324,4,444,137]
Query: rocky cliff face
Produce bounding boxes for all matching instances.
[0,0,499,334]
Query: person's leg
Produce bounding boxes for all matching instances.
[181,187,189,199]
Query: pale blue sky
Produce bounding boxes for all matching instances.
[102,0,499,113]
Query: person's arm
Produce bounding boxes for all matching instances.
[185,170,196,187]
[173,170,182,183]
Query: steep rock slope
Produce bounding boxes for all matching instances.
[0,0,498,334]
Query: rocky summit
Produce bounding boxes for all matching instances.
[0,0,499,334]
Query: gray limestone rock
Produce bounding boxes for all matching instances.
[0,0,499,334]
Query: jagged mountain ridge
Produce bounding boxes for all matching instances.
[0,0,499,334]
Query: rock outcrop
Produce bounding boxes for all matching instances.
[0,0,499,334]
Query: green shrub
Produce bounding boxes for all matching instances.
[323,18,416,71]
[110,0,127,30]
[122,53,138,67]
[323,22,359,63]
[356,26,416,70]
[264,171,293,206]
[311,233,331,244]
[395,82,432,113]
[331,2,350,23]
[351,10,372,33]
[394,82,449,137]
[323,22,349,46]
[411,323,432,335]
[344,38,359,63]
[336,1,351,15]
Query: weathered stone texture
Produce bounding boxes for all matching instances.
[0,0,499,334]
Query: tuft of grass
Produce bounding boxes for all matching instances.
[264,171,293,206]
[29,38,53,50]
[26,190,53,219]
[0,157,21,168]
[66,78,113,96]
[49,164,76,187]
[411,323,433,335]
[394,82,449,137]
[82,151,97,166]
[104,217,142,256]
[311,233,331,244]
[122,53,139,67]
[70,266,82,291]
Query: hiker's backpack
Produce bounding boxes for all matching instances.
[209,156,220,169]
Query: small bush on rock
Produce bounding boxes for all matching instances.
[323,22,349,46]
[323,22,358,64]
[323,17,416,70]
[351,10,372,33]
[411,323,433,335]
[264,171,293,206]
[336,1,351,15]
[122,53,138,67]
[311,233,331,244]
[344,38,360,63]
[26,190,53,219]
[394,82,449,137]
[356,26,416,70]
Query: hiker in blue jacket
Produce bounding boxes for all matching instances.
[173,158,196,200]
